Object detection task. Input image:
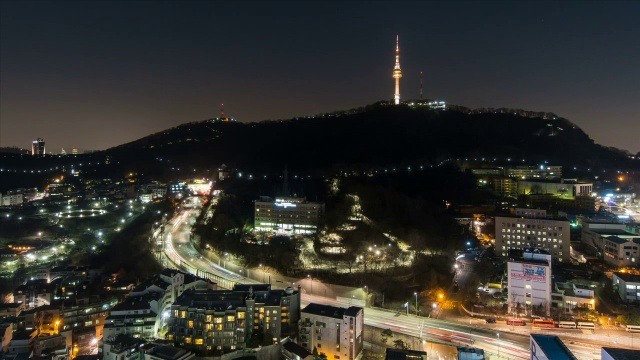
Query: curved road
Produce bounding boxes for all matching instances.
[159,206,639,359]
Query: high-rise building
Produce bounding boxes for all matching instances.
[507,251,552,317]
[299,303,364,360]
[31,138,45,156]
[392,35,402,105]
[495,208,570,262]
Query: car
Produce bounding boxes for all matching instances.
[485,318,496,324]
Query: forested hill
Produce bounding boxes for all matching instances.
[101,103,633,175]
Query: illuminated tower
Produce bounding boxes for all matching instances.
[31,138,45,156]
[392,35,403,105]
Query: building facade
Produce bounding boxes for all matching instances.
[495,210,570,262]
[32,138,45,156]
[103,293,160,340]
[517,180,592,199]
[254,197,324,234]
[612,272,640,303]
[166,284,300,354]
[299,303,364,360]
[507,252,552,317]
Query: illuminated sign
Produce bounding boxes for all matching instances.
[274,202,297,208]
[511,264,547,282]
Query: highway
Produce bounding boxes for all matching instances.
[157,204,639,359]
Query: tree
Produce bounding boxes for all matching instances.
[393,339,409,350]
[381,328,393,344]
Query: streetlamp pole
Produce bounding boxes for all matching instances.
[414,292,418,316]
[497,333,500,359]
[307,275,312,295]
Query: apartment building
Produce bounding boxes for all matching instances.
[299,303,364,360]
[131,269,216,321]
[103,334,145,360]
[495,209,570,262]
[103,293,160,340]
[166,284,300,354]
[13,279,57,308]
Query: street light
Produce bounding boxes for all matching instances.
[307,275,312,294]
[414,292,418,316]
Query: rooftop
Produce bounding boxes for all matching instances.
[385,348,427,360]
[613,272,640,283]
[110,293,161,312]
[601,347,640,360]
[530,334,577,360]
[497,213,569,222]
[145,344,190,360]
[302,303,362,319]
[604,236,640,245]
[173,287,296,311]
[589,229,636,236]
[283,341,312,359]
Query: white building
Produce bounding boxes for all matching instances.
[103,293,160,340]
[552,282,595,315]
[581,223,639,267]
[507,252,552,317]
[300,303,364,360]
[612,272,640,304]
[0,193,23,207]
[130,269,216,323]
[495,209,570,262]
[601,237,640,268]
[255,197,324,234]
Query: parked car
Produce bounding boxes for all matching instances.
[485,318,496,324]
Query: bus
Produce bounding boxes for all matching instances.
[577,322,595,330]
[626,325,640,333]
[507,319,526,326]
[558,321,577,329]
[533,319,556,328]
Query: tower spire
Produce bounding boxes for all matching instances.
[392,35,403,105]
[221,103,224,117]
[420,71,423,100]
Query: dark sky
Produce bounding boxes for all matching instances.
[1,1,639,153]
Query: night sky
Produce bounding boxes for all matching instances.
[1,1,639,153]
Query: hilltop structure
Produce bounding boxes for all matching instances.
[392,35,402,105]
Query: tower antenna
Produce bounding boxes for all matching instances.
[392,35,403,105]
[420,71,423,100]
[221,103,224,118]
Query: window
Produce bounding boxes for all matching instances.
[195,339,203,345]
[188,320,194,328]
[185,337,192,344]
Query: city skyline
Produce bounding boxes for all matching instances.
[1,1,639,153]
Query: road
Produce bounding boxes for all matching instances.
[158,205,639,358]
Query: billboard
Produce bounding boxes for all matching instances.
[510,263,547,282]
